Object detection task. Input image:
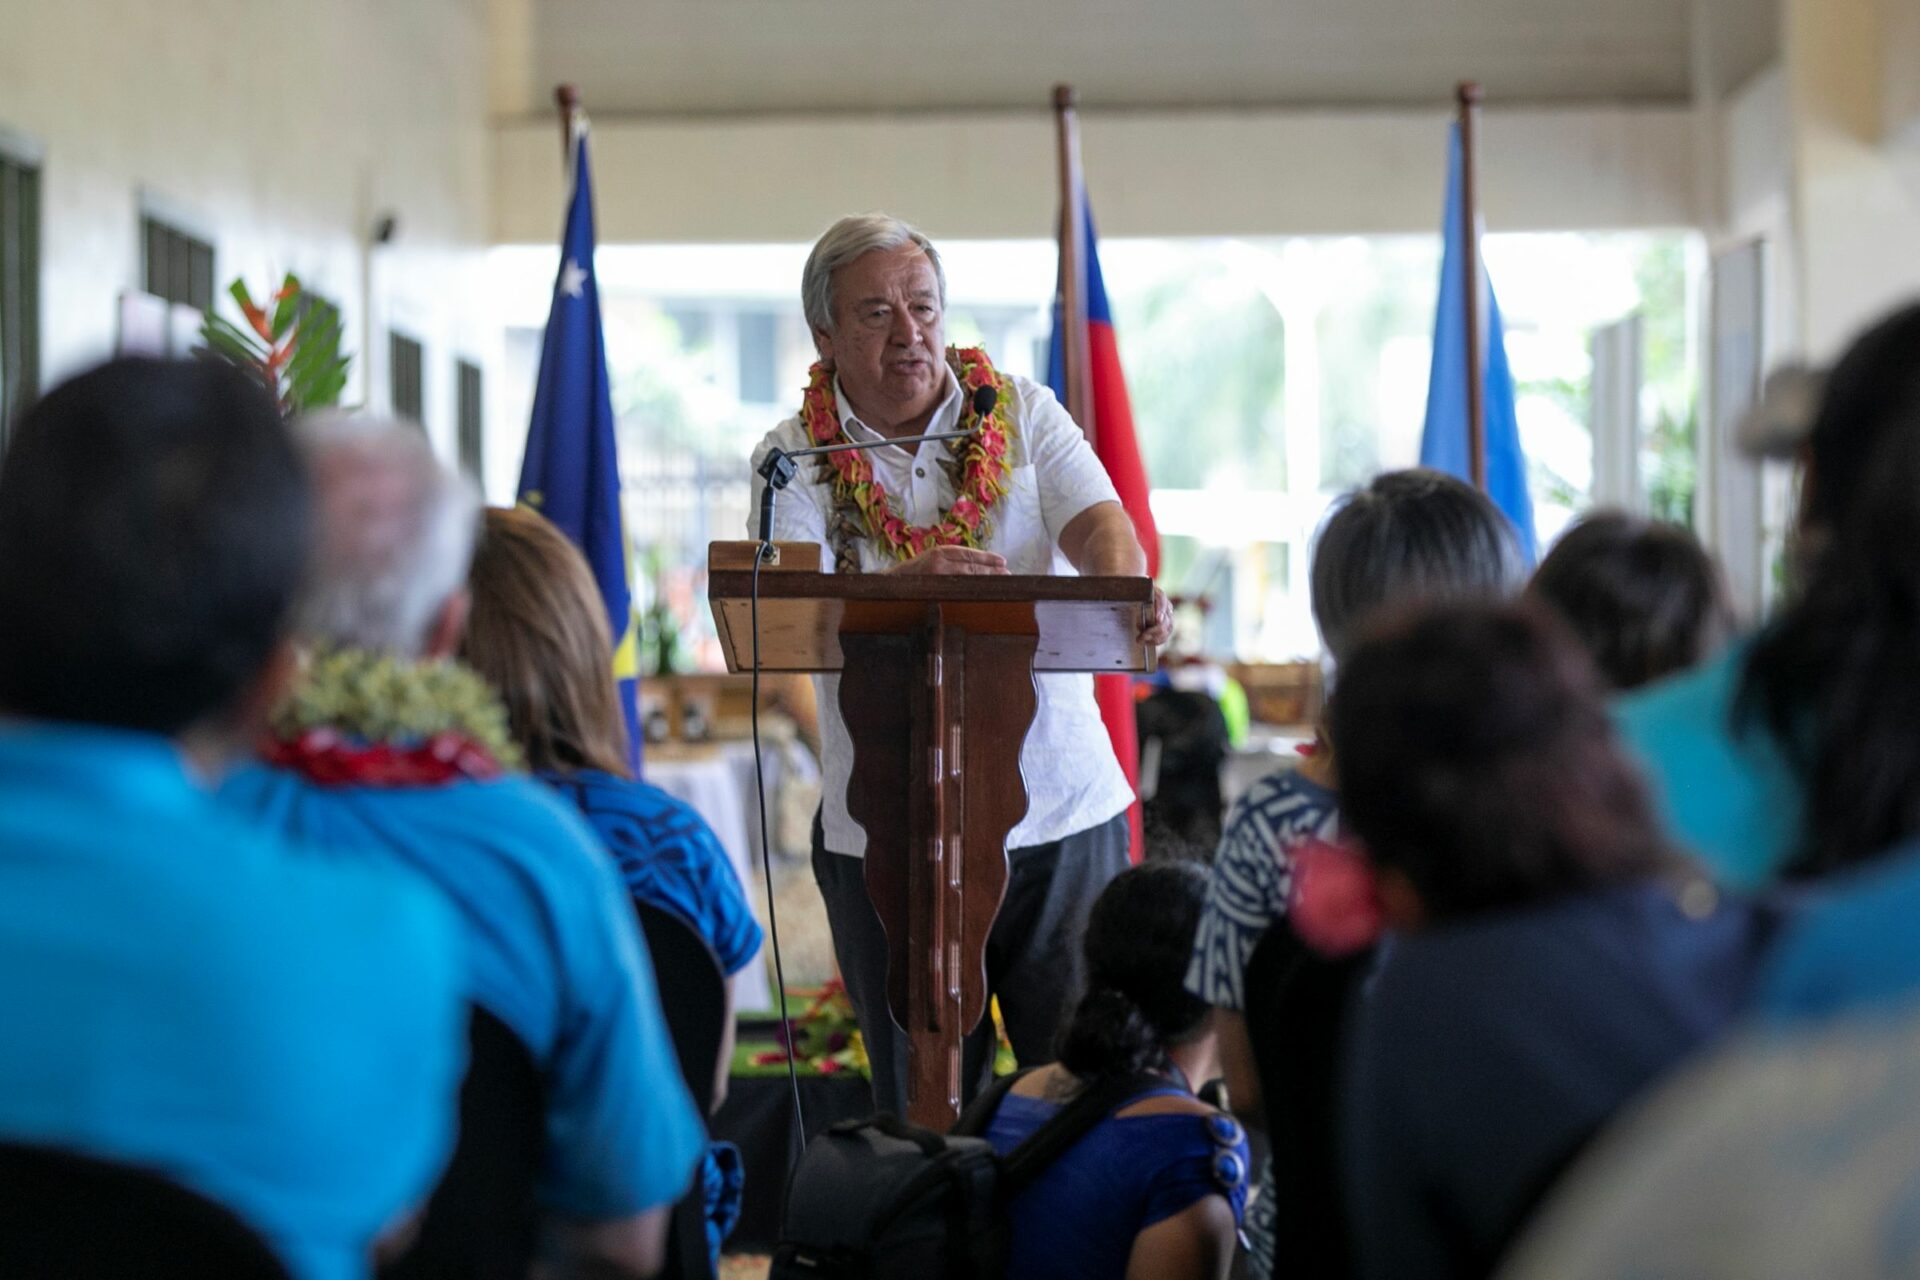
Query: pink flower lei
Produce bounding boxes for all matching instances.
[797,347,1015,565]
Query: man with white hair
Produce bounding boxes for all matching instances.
[221,419,704,1280]
[751,212,1173,1112]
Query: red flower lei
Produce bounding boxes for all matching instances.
[260,727,506,787]
[798,347,1015,563]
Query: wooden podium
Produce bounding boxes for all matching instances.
[708,542,1153,1129]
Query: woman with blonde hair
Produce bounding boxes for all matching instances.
[463,505,763,1107]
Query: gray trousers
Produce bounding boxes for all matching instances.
[811,809,1131,1116]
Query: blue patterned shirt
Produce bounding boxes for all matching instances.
[1186,767,1341,1011]
[541,769,764,978]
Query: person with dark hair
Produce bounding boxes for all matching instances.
[1527,510,1732,691]
[980,861,1249,1280]
[462,504,762,1107]
[1331,601,1781,1280]
[0,360,468,1280]
[1184,468,1521,1277]
[1618,302,1920,887]
[219,419,703,1279]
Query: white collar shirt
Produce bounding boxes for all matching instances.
[749,366,1133,855]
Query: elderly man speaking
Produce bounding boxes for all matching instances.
[751,212,1172,1112]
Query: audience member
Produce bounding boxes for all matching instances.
[463,502,764,1106]
[1616,302,1920,886]
[1527,510,1731,690]
[1184,468,1521,1277]
[1499,1005,1920,1280]
[0,360,467,1280]
[218,419,703,1279]
[982,862,1249,1280]
[1332,601,1782,1280]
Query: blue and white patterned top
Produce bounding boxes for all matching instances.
[541,768,764,978]
[1185,767,1341,1011]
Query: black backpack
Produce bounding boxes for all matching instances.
[770,1069,1163,1279]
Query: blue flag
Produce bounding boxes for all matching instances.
[1420,123,1537,563]
[518,127,642,771]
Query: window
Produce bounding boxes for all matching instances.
[141,216,214,311]
[456,359,483,482]
[736,310,778,404]
[0,147,39,439]
[389,331,424,425]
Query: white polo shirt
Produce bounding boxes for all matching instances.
[748,367,1135,856]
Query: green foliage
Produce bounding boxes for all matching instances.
[200,273,351,418]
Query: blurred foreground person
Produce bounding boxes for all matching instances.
[1618,302,1920,887]
[1500,1008,1920,1280]
[1331,602,1782,1280]
[980,861,1249,1280]
[1184,468,1522,1278]
[463,504,763,1101]
[220,419,702,1279]
[0,360,466,1279]
[1527,510,1731,691]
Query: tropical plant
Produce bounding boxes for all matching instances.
[200,273,350,416]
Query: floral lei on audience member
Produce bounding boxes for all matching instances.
[797,346,1015,573]
[261,647,524,786]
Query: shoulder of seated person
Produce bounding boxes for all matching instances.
[1115,1092,1219,1120]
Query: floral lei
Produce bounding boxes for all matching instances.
[261,647,524,787]
[798,346,1015,572]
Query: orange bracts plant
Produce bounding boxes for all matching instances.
[200,273,350,417]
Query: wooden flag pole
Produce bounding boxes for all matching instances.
[1457,80,1488,491]
[555,83,581,172]
[1052,84,1097,446]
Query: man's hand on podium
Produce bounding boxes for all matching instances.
[884,546,1010,576]
[1142,587,1173,647]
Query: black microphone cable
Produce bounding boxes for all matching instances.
[749,537,807,1163]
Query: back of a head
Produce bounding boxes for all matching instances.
[1799,302,1920,541]
[1740,305,1920,876]
[1057,861,1211,1082]
[1330,601,1671,921]
[462,506,629,778]
[295,415,479,658]
[1527,511,1732,691]
[1310,468,1524,666]
[0,358,310,736]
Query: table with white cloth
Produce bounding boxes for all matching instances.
[642,740,822,1013]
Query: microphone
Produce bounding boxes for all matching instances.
[756,385,1003,545]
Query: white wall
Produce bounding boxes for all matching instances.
[493,104,1702,245]
[0,0,496,470]
[1787,0,1920,359]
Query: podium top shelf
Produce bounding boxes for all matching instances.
[707,569,1155,675]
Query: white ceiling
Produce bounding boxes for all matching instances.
[525,0,1780,116]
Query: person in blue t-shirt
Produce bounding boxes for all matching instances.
[462,504,764,1110]
[0,359,468,1280]
[984,861,1249,1280]
[1331,602,1782,1280]
[1615,303,1920,890]
[1185,469,1522,1280]
[219,419,704,1280]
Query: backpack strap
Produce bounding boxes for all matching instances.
[996,1072,1172,1195]
[951,1069,1034,1139]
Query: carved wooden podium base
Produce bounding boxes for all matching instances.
[709,544,1151,1130]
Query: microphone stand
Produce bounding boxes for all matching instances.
[755,428,972,548]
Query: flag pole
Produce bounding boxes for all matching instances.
[1456,81,1488,491]
[555,83,581,175]
[1052,84,1096,446]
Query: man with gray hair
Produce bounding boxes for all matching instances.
[221,420,705,1280]
[752,212,1173,1112]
